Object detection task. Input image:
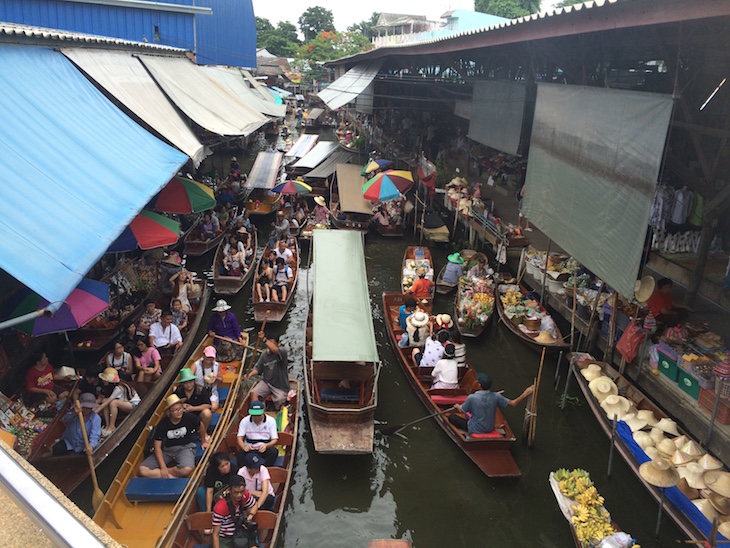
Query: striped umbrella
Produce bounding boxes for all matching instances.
[155,176,215,214]
[108,210,180,253]
[272,180,313,195]
[361,159,392,175]
[362,170,414,202]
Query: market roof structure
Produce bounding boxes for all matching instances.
[336,164,373,215]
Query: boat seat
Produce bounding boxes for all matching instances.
[125,477,189,502]
[318,387,360,401]
[273,454,285,467]
[469,430,503,439]
[207,413,221,432]
[217,388,230,404]
[430,394,468,406]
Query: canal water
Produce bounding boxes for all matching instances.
[71,132,683,546]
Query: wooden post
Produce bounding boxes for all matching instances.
[540,240,552,307]
[607,414,617,479]
[603,294,618,363]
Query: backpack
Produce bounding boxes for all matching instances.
[143,425,157,456]
[224,496,259,548]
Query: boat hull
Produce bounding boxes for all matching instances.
[212,231,257,295]
[252,240,299,323]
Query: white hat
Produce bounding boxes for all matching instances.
[636,409,659,427]
[436,314,454,329]
[656,438,678,459]
[656,417,680,436]
[644,446,661,460]
[600,395,631,421]
[638,458,680,488]
[314,196,326,207]
[671,450,694,467]
[680,440,705,460]
[589,376,618,402]
[212,299,232,312]
[623,413,648,433]
[684,462,708,490]
[672,434,689,449]
[699,454,723,471]
[580,364,602,382]
[633,431,654,451]
[693,498,720,523]
[408,311,430,327]
[649,427,667,446]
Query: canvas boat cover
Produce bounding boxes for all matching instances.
[312,230,378,363]
[318,59,383,110]
[62,48,206,167]
[0,45,187,303]
[245,151,283,189]
[307,108,325,122]
[286,134,319,158]
[291,141,339,170]
[139,55,268,137]
[304,150,354,179]
[201,65,286,118]
[336,164,372,215]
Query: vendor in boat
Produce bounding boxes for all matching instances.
[313,196,332,223]
[149,310,183,354]
[211,475,257,548]
[412,330,449,367]
[52,393,101,456]
[647,277,691,327]
[139,394,209,479]
[448,373,533,434]
[405,311,430,348]
[200,213,217,242]
[269,211,290,248]
[174,368,212,433]
[408,268,435,300]
[399,297,418,328]
[432,344,460,389]
[467,256,490,279]
[171,298,188,332]
[442,253,465,285]
[272,257,293,303]
[24,352,70,405]
[138,300,162,335]
[236,400,279,467]
[275,239,294,265]
[245,334,290,411]
[198,452,236,514]
[372,206,390,227]
[191,345,223,413]
[238,452,276,511]
[94,367,140,437]
[134,338,162,382]
[207,299,245,362]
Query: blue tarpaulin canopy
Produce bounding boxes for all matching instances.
[0,45,187,304]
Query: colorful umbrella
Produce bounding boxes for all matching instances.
[107,210,180,253]
[3,279,110,336]
[362,170,414,202]
[155,176,215,214]
[272,180,313,195]
[361,159,392,175]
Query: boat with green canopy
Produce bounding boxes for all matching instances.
[304,230,382,454]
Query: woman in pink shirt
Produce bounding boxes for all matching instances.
[134,338,161,382]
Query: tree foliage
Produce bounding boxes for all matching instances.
[298,6,336,42]
[348,12,380,40]
[292,30,372,83]
[256,17,300,57]
[474,0,541,18]
[554,0,584,7]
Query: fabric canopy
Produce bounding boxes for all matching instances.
[336,164,372,215]
[201,65,286,118]
[522,84,673,298]
[245,151,283,189]
[286,134,319,158]
[0,45,187,304]
[139,55,268,137]
[304,150,354,179]
[307,108,325,121]
[61,48,206,167]
[468,80,526,157]
[241,70,278,104]
[312,230,379,363]
[291,141,339,170]
[318,59,383,110]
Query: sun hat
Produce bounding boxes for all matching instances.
[684,462,708,489]
[643,310,657,331]
[177,369,197,383]
[408,311,430,327]
[436,314,454,329]
[447,253,464,264]
[589,376,618,402]
[699,454,723,471]
[204,346,217,358]
[672,434,689,449]
[237,227,247,234]
[676,477,700,500]
[693,499,720,522]
[314,196,326,207]
[633,431,654,451]
[634,275,656,304]
[416,267,427,276]
[99,367,120,384]
[636,409,659,427]
[535,331,557,345]
[623,413,649,433]
[249,400,265,416]
[709,493,730,515]
[681,440,705,460]
[705,471,730,497]
[580,363,603,382]
[57,366,77,378]
[242,452,264,469]
[165,394,186,409]
[212,299,232,312]
[671,450,695,467]
[645,447,661,460]
[720,522,730,539]
[650,427,667,446]
[600,395,631,421]
[656,417,680,436]
[656,438,678,459]
[639,458,680,488]
[78,393,97,409]
[231,156,237,161]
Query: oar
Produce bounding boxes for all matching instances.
[527,347,547,447]
[74,396,104,512]
[381,406,456,436]
[212,334,259,352]
[246,310,270,371]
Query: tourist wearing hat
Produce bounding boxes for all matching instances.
[313,195,332,223]
[191,346,223,413]
[406,311,430,349]
[51,393,101,456]
[467,256,489,279]
[646,277,691,327]
[94,367,141,437]
[442,253,465,285]
[432,344,460,389]
[269,210,290,248]
[245,333,290,411]
[408,267,435,300]
[138,394,209,479]
[238,452,276,511]
[236,400,279,467]
[149,310,183,354]
[207,299,244,363]
[174,368,212,432]
[412,330,449,368]
[211,474,257,547]
[449,373,534,434]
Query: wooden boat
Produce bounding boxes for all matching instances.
[382,292,520,477]
[573,359,708,543]
[92,332,248,546]
[31,281,209,495]
[298,215,328,246]
[330,164,371,233]
[435,249,476,295]
[303,107,325,130]
[158,378,299,548]
[401,246,435,309]
[212,230,257,295]
[372,220,404,237]
[495,282,569,353]
[252,239,299,323]
[368,542,412,548]
[454,253,494,338]
[244,189,281,217]
[242,151,284,217]
[183,207,237,257]
[305,231,381,454]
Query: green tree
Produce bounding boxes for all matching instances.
[293,30,372,83]
[348,12,380,40]
[298,7,335,42]
[276,22,299,44]
[474,0,541,18]
[256,18,300,57]
[554,0,584,7]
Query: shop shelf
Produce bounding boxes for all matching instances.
[677,369,701,400]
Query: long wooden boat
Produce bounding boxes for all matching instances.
[31,281,209,495]
[573,358,709,543]
[92,332,247,546]
[382,292,520,477]
[252,239,299,323]
[305,231,381,454]
[212,230,257,295]
[244,189,281,217]
[184,207,237,257]
[243,151,284,217]
[372,220,404,237]
[330,163,371,233]
[436,249,476,295]
[455,253,494,339]
[495,282,570,353]
[401,246,435,309]
[159,378,299,548]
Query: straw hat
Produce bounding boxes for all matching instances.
[645,446,661,460]
[165,394,186,409]
[671,450,695,467]
[580,364,603,382]
[676,477,700,500]
[634,275,656,304]
[633,431,654,451]
[623,413,649,433]
[656,438,678,459]
[535,331,557,345]
[639,458,680,488]
[408,311,430,327]
[720,522,730,539]
[705,471,730,497]
[99,367,120,384]
[656,417,680,436]
[636,409,659,427]
[693,499,720,522]
[672,435,689,449]
[447,252,465,264]
[436,314,454,329]
[709,493,730,515]
[699,454,723,471]
[684,462,708,490]
[314,196,326,207]
[403,200,414,214]
[589,376,618,402]
[212,299,232,312]
[650,427,667,446]
[600,395,631,421]
[680,441,705,460]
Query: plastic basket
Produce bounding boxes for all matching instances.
[716,378,730,400]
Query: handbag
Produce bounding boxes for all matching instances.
[616,319,645,363]
[224,496,259,548]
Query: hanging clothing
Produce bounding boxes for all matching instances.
[671,187,693,225]
[689,193,704,227]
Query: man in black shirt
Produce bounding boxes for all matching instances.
[245,333,290,410]
[174,368,212,432]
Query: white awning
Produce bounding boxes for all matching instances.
[336,164,372,215]
[318,59,383,110]
[245,151,283,189]
[139,56,268,137]
[291,141,339,170]
[201,65,286,118]
[242,70,277,103]
[62,48,206,167]
[285,134,318,158]
[304,150,354,179]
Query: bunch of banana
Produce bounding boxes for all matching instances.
[573,515,615,544]
[576,485,604,508]
[500,289,524,307]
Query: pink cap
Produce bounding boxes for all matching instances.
[203,346,216,358]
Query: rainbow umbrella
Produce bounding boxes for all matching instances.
[155,176,215,214]
[361,159,392,176]
[272,180,312,195]
[3,279,110,336]
[362,170,414,202]
[108,210,180,253]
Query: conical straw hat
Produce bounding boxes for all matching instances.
[709,493,730,515]
[672,450,694,467]
[656,417,680,436]
[676,477,699,500]
[624,413,649,433]
[693,498,720,522]
[673,435,689,449]
[639,458,680,488]
[589,376,618,402]
[656,438,678,459]
[681,440,705,459]
[685,463,708,490]
[633,431,654,451]
[635,275,656,304]
[704,471,730,497]
[650,427,667,446]
[698,454,723,471]
[600,395,631,421]
[580,363,603,382]
[636,409,659,427]
[720,522,730,539]
[645,447,661,460]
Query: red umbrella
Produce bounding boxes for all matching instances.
[107,210,180,252]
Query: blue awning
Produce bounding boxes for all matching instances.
[0,45,188,304]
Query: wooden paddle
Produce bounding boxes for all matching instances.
[527,347,547,447]
[212,334,258,352]
[381,406,456,436]
[74,396,104,512]
[246,310,270,372]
